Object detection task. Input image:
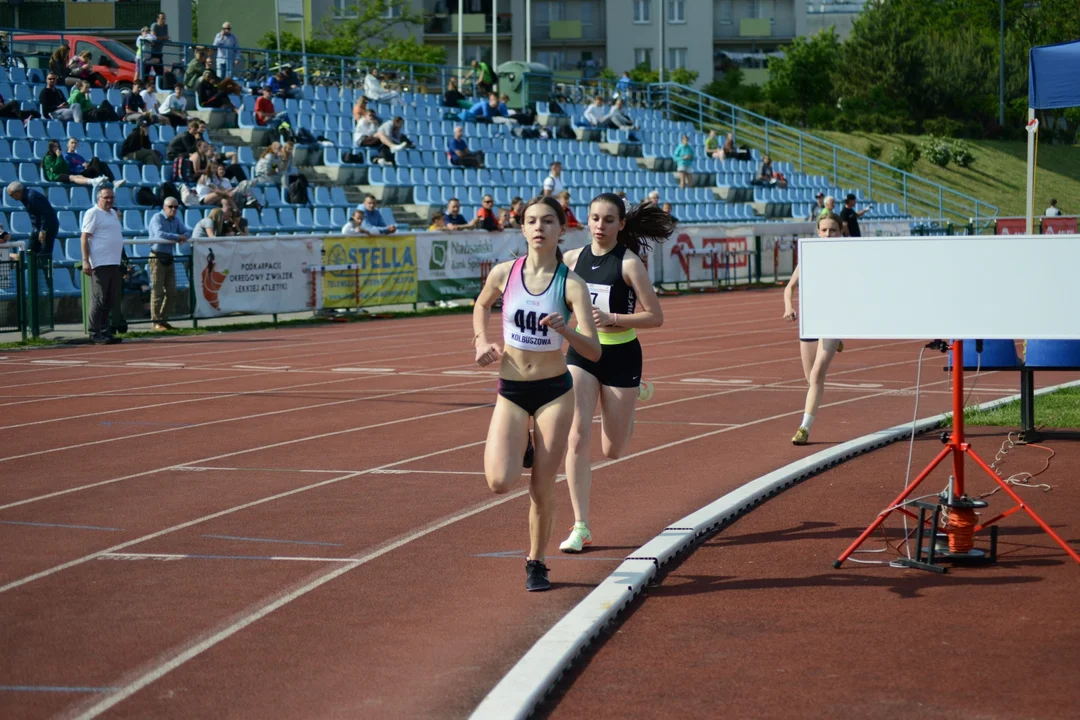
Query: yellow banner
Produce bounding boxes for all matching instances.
[321,235,418,308]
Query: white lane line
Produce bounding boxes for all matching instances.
[231,365,291,371]
[330,367,396,373]
[826,381,884,389]
[0,379,494,511]
[66,373,955,719]
[125,362,185,368]
[680,378,753,385]
[30,359,88,365]
[99,553,360,563]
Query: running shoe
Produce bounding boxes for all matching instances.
[837,340,845,353]
[523,436,534,469]
[791,426,810,446]
[637,379,654,402]
[525,559,551,591]
[559,523,593,553]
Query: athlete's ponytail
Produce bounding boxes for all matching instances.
[590,192,676,258]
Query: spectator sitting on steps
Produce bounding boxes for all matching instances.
[443,198,474,231]
[446,125,485,168]
[364,68,404,105]
[342,209,372,236]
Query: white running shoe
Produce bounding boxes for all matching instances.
[559,523,592,553]
[637,379,654,402]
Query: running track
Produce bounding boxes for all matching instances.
[0,291,1048,719]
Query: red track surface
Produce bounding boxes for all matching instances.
[0,291,1065,719]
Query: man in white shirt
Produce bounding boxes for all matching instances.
[159,84,188,127]
[542,161,564,197]
[1045,198,1062,216]
[353,108,381,149]
[213,22,240,79]
[583,96,611,128]
[363,69,403,105]
[81,185,126,344]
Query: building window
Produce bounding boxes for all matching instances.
[667,0,686,23]
[333,0,359,17]
[538,51,566,71]
[384,1,402,18]
[633,0,650,24]
[716,0,733,23]
[747,0,760,18]
[634,48,652,69]
[668,47,687,69]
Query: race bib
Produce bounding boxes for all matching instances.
[587,283,611,313]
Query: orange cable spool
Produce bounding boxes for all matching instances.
[945,507,979,554]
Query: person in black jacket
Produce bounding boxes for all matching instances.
[122,122,162,165]
[39,73,81,122]
[6,182,60,257]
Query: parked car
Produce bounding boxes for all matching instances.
[6,33,138,88]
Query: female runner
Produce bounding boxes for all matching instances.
[782,211,844,445]
[559,194,675,553]
[473,196,602,591]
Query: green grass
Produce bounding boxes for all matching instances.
[0,304,475,350]
[816,131,1080,218]
[959,386,1080,428]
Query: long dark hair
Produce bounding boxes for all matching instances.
[521,195,566,261]
[589,192,675,257]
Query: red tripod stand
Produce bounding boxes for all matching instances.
[835,339,1080,571]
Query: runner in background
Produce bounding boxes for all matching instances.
[472,196,601,592]
[783,212,844,446]
[559,194,674,553]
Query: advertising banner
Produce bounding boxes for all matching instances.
[657,225,755,285]
[996,218,1028,235]
[193,238,318,318]
[321,235,418,308]
[1042,216,1078,235]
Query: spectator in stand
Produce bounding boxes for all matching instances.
[704,129,723,159]
[184,47,208,89]
[752,154,778,187]
[672,134,694,189]
[40,73,80,122]
[584,96,612,128]
[352,95,369,123]
[364,68,403,105]
[353,107,381,150]
[166,118,203,162]
[542,161,564,197]
[43,140,123,189]
[720,132,736,160]
[150,12,169,76]
[615,71,632,100]
[255,85,291,132]
[443,198,473,230]
[146,197,189,331]
[358,194,397,234]
[646,189,660,206]
[220,198,249,235]
[159,84,189,127]
[49,46,75,88]
[605,99,636,131]
[442,78,469,109]
[135,26,155,81]
[191,208,226,238]
[818,195,836,220]
[139,80,161,117]
[557,190,581,228]
[839,193,868,237]
[123,80,160,124]
[122,122,161,165]
[67,50,109,89]
[447,125,485,168]
[461,93,512,124]
[63,138,115,182]
[196,163,245,206]
[662,201,679,223]
[372,116,414,166]
[475,194,502,231]
[197,70,237,110]
[466,59,495,96]
[342,209,373,235]
[1045,198,1062,216]
[269,68,302,100]
[67,80,118,123]
[0,90,38,121]
[505,196,524,228]
[807,191,825,220]
[213,22,240,79]
[6,182,59,257]
[427,213,447,232]
[81,185,126,344]
[497,207,511,228]
[254,141,291,186]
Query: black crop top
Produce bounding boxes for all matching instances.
[573,243,636,316]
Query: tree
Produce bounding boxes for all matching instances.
[626,62,699,87]
[763,28,840,123]
[256,0,444,66]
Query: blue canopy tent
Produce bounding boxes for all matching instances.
[1026,40,1080,232]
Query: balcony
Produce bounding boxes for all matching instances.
[424,12,512,35]
[714,15,795,40]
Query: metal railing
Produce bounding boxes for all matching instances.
[648,83,997,226]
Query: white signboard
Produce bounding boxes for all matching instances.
[192,238,318,318]
[798,234,1080,340]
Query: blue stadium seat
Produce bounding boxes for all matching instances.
[277,207,299,231]
[122,165,142,186]
[142,165,162,185]
[47,187,70,210]
[69,186,91,209]
[104,124,126,143]
[12,140,33,161]
[259,208,281,232]
[312,186,333,207]
[25,119,47,140]
[313,207,334,231]
[123,211,145,235]
[295,206,314,230]
[330,206,348,227]
[330,187,348,206]
[18,163,39,184]
[85,124,105,143]
[264,186,283,207]
[10,211,32,235]
[57,211,80,239]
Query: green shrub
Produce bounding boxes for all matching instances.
[948,139,975,168]
[864,142,884,160]
[888,145,916,173]
[922,135,951,167]
[902,139,921,163]
[806,104,836,129]
[923,117,965,138]
[832,114,856,132]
